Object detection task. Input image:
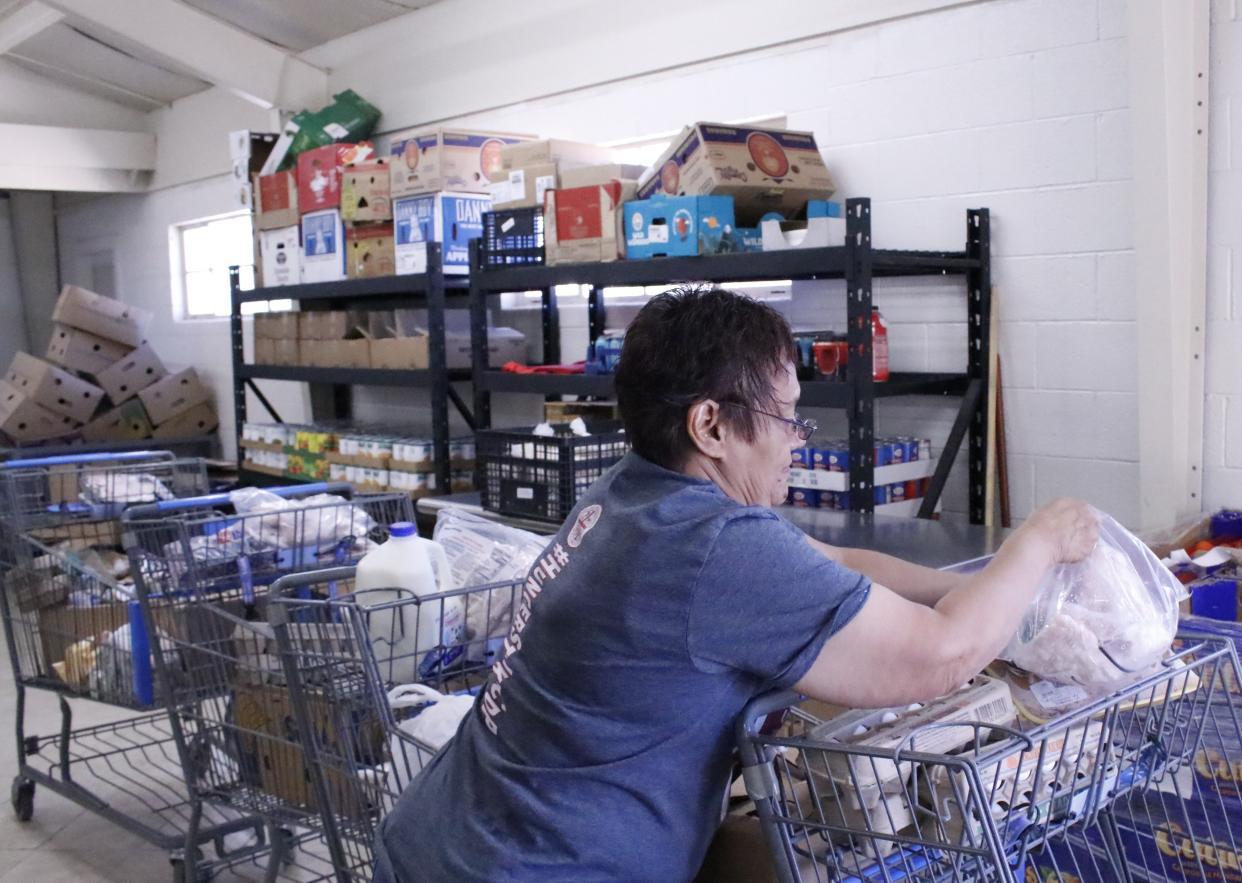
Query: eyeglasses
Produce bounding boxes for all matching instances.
[725,403,818,442]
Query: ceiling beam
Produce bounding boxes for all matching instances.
[0,1,63,55]
[41,0,326,110]
[0,121,154,191]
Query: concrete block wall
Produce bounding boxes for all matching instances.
[54,0,1242,527]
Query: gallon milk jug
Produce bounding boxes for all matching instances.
[355,522,465,684]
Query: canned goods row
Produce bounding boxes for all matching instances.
[244,449,287,471]
[787,478,933,510]
[241,422,477,464]
[790,436,932,472]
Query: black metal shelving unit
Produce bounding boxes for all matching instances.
[229,243,474,492]
[468,197,992,522]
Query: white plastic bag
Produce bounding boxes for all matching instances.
[384,684,474,797]
[1003,510,1188,691]
[228,487,375,551]
[433,508,548,661]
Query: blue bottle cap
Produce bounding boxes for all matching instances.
[390,522,416,538]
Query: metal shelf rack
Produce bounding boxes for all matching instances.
[228,243,474,492]
[468,197,992,522]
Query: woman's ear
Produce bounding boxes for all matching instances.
[686,399,727,459]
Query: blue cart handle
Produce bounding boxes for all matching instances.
[1,450,174,470]
[147,481,349,512]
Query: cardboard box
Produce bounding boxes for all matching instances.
[52,285,151,348]
[80,397,152,442]
[319,338,371,369]
[253,337,276,364]
[487,163,558,210]
[346,223,396,279]
[92,343,167,404]
[498,139,612,171]
[369,335,429,370]
[0,380,78,442]
[45,324,132,376]
[559,163,647,189]
[138,368,211,426]
[229,131,277,211]
[5,352,105,424]
[393,192,490,276]
[545,181,637,265]
[388,129,534,197]
[300,209,346,283]
[271,339,300,367]
[257,225,301,287]
[254,311,300,340]
[298,310,359,341]
[444,328,526,369]
[636,123,835,223]
[152,401,218,439]
[761,216,848,251]
[296,142,375,213]
[623,195,737,259]
[341,159,391,222]
[254,170,299,230]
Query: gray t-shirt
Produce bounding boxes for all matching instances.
[376,453,871,882]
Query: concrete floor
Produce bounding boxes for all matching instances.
[0,641,339,883]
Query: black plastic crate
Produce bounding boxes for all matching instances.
[481,207,544,267]
[477,424,627,523]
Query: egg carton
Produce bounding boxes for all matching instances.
[924,719,1114,845]
[805,675,1017,808]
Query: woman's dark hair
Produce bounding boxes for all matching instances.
[614,285,797,469]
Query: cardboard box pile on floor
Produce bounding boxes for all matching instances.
[0,286,218,446]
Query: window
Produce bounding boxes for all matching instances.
[170,212,291,319]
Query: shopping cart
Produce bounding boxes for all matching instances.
[736,631,1242,883]
[0,450,287,883]
[265,565,523,883]
[123,485,416,882]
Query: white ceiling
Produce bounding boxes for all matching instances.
[2,0,442,112]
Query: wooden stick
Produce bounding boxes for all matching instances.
[997,358,1011,528]
[984,288,1000,527]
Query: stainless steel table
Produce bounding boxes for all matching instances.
[418,493,1009,569]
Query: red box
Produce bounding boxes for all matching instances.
[254,171,298,230]
[545,180,636,265]
[296,142,375,213]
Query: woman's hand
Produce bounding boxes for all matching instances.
[1017,498,1100,566]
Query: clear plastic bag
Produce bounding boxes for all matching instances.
[1003,510,1188,692]
[228,487,375,550]
[433,508,549,661]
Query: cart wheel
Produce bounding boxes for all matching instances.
[10,777,33,822]
[169,857,213,883]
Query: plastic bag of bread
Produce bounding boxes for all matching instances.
[1003,509,1187,692]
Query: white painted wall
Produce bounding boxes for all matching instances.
[52,0,1210,527]
[1203,0,1242,512]
[0,196,31,366]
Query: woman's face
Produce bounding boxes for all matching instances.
[726,363,805,508]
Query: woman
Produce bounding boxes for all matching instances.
[374,286,1098,882]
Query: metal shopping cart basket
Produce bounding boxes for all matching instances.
[123,484,415,882]
[736,630,1242,883]
[264,565,523,883]
[0,451,286,883]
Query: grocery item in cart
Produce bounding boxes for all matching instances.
[229,486,377,552]
[804,675,1016,808]
[79,470,175,505]
[433,507,547,662]
[1003,510,1186,692]
[383,683,475,795]
[355,522,463,684]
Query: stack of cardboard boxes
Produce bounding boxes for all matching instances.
[489,140,645,266]
[0,286,217,446]
[252,308,526,371]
